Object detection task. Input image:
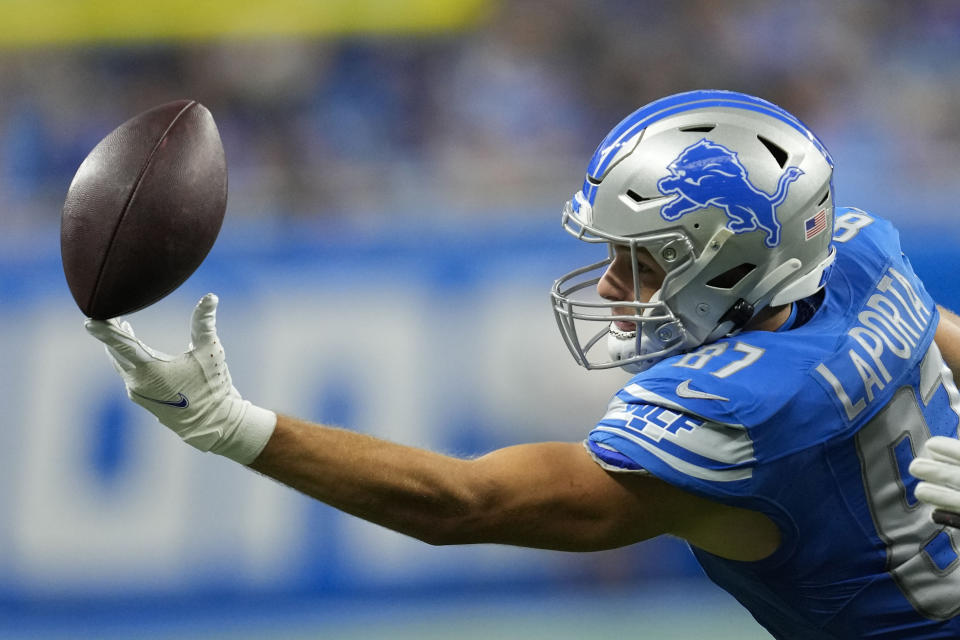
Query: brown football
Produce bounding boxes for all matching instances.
[61,99,227,319]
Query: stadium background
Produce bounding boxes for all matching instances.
[2,1,959,637]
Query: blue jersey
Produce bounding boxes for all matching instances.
[585,208,960,639]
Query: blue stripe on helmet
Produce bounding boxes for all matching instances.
[575,180,598,211]
[583,90,832,197]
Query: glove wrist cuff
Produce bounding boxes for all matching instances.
[212,402,278,465]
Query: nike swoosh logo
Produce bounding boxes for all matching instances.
[676,379,729,402]
[131,391,190,408]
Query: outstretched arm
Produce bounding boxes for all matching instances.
[249,414,778,557]
[86,294,778,558]
[249,416,677,550]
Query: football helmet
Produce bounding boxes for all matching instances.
[552,90,836,373]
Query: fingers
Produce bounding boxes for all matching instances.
[86,294,222,372]
[911,457,960,492]
[915,481,960,514]
[119,320,136,338]
[924,436,960,464]
[910,437,960,520]
[85,317,166,371]
[191,293,220,347]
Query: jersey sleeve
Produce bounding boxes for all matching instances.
[585,379,759,501]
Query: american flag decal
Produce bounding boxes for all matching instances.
[805,209,827,240]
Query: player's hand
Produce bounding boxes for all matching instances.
[910,436,960,528]
[85,293,276,464]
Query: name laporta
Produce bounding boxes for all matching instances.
[816,266,933,420]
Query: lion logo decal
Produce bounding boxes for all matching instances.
[657,139,803,248]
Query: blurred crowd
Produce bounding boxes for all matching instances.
[2,0,960,230]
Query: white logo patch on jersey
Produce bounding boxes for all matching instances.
[676,379,730,401]
[595,388,756,482]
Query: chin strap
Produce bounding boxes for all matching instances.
[718,298,756,332]
[703,297,755,343]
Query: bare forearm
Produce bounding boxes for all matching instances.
[248,414,478,545]
[246,415,674,551]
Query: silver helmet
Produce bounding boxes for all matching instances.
[552,90,835,373]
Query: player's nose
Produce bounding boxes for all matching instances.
[597,258,634,302]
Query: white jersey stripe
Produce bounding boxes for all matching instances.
[593,426,753,482]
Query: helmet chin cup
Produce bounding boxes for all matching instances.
[605,317,686,374]
[607,326,645,374]
[603,290,686,374]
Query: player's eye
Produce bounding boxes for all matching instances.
[611,245,661,279]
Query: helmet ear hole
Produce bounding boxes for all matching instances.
[706,263,757,289]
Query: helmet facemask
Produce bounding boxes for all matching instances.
[552,197,692,373]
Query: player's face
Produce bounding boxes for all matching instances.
[597,244,666,331]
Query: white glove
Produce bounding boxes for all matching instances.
[910,436,960,527]
[85,293,276,464]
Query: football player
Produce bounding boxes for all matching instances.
[87,90,960,638]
